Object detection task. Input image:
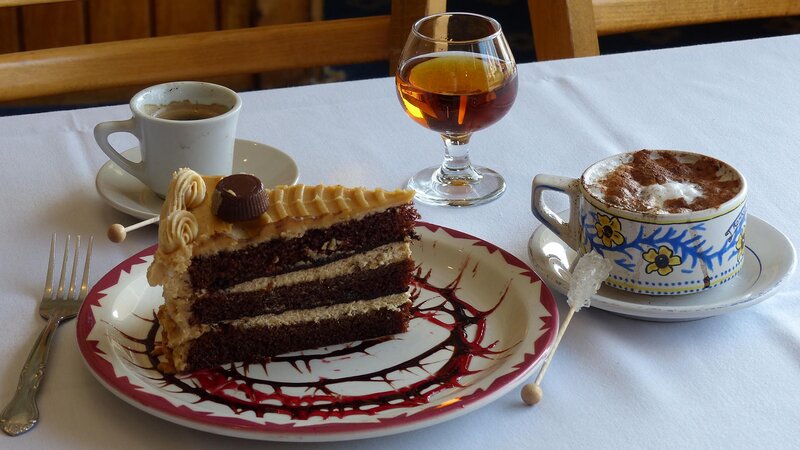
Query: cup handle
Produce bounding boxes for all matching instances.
[531,174,582,250]
[93,118,145,182]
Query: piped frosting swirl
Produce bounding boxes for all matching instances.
[160,210,199,253]
[164,168,206,216]
[148,168,206,285]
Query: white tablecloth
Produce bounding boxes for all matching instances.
[1,35,798,449]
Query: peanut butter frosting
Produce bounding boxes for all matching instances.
[147,169,415,287]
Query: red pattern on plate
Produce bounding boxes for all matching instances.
[76,222,558,440]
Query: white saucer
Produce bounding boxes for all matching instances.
[528,213,796,321]
[96,139,300,219]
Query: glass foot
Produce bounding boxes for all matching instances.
[407,166,506,207]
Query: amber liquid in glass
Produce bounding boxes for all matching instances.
[396,52,518,136]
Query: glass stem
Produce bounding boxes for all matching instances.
[438,133,481,183]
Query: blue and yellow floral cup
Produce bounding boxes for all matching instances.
[531,150,747,296]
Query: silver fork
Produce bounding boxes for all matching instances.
[0,234,93,436]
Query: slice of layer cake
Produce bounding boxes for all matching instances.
[147,169,419,373]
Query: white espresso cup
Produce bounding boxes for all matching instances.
[94,81,242,197]
[532,150,747,296]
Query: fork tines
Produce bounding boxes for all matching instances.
[46,234,93,303]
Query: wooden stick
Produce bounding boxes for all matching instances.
[521,307,578,405]
[107,216,159,243]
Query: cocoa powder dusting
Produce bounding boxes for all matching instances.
[598,150,741,213]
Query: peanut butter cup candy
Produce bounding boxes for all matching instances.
[212,173,268,221]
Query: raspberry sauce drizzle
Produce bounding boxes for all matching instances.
[117,259,520,421]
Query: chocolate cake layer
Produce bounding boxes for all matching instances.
[191,259,414,324]
[183,303,411,372]
[188,205,419,291]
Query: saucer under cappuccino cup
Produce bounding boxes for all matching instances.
[531,149,748,296]
[94,81,242,197]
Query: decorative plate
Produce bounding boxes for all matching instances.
[77,222,558,441]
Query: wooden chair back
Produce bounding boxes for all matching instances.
[528,0,800,61]
[0,0,445,102]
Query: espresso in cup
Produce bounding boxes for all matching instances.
[144,100,231,121]
[94,81,242,197]
[532,150,747,296]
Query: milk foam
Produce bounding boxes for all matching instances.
[584,158,622,200]
[582,150,742,214]
[641,181,703,212]
[584,153,708,212]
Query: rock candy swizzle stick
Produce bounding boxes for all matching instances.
[521,251,612,405]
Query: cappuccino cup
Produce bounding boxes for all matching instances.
[531,150,747,296]
[94,81,241,197]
